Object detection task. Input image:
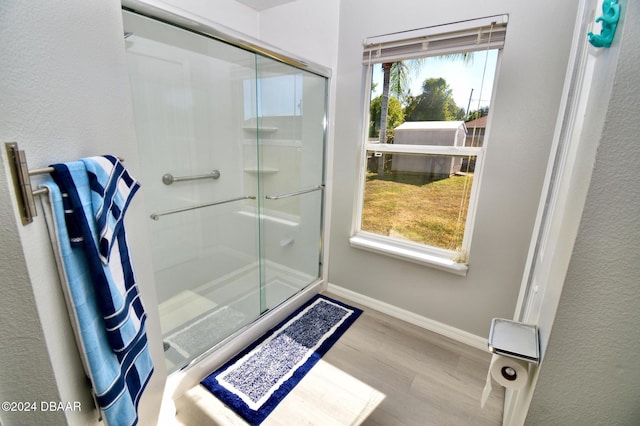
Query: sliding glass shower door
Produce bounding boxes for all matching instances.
[123,11,327,373]
[250,57,327,313]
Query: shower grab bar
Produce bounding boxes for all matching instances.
[150,195,256,220]
[265,185,325,200]
[162,170,220,185]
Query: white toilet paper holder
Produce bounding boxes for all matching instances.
[488,318,540,365]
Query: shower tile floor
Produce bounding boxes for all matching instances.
[158,262,314,372]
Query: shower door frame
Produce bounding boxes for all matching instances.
[122,0,331,77]
[121,0,332,401]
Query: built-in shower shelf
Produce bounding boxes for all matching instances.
[243,168,279,174]
[242,126,278,133]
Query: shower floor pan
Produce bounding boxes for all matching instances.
[159,260,315,372]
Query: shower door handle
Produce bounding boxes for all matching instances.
[150,195,256,220]
[265,185,324,200]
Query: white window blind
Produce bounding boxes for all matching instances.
[363,14,508,64]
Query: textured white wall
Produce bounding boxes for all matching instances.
[526,2,640,424]
[0,1,166,424]
[329,0,579,337]
[0,157,67,426]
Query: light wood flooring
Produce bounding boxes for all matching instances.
[174,292,503,425]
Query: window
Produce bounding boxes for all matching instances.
[351,15,507,275]
[243,73,303,120]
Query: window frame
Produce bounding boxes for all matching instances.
[350,16,507,276]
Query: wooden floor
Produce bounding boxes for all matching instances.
[174,293,504,425]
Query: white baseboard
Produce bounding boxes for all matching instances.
[326,283,488,352]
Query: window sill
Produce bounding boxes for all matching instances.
[349,233,468,276]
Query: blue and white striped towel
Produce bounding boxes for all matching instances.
[44,157,153,426]
[80,155,139,266]
[78,155,144,353]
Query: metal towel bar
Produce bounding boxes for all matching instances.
[4,142,124,225]
[265,185,324,200]
[162,170,220,185]
[150,195,256,220]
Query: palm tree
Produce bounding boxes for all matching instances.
[376,60,422,176]
[376,62,393,176]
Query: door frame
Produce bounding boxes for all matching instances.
[504,0,624,423]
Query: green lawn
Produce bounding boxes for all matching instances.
[361,172,473,251]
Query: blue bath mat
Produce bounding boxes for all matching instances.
[201,294,362,425]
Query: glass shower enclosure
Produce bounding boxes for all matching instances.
[123,10,327,373]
